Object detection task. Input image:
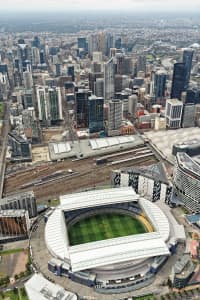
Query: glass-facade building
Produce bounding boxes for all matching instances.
[88,96,104,133]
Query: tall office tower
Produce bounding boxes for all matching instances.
[173,152,200,212]
[124,57,133,75]
[94,78,104,97]
[91,62,102,73]
[165,98,183,129]
[32,36,40,48]
[68,65,75,81]
[114,75,123,93]
[115,37,122,49]
[17,42,31,73]
[116,54,125,75]
[78,37,87,50]
[89,73,103,93]
[75,89,92,128]
[110,48,117,58]
[23,71,33,90]
[88,34,98,56]
[92,51,103,63]
[154,70,167,102]
[48,87,63,123]
[171,63,187,100]
[106,33,114,56]
[88,95,104,133]
[23,90,34,108]
[32,47,40,66]
[181,104,196,128]
[128,94,138,116]
[108,99,123,136]
[104,58,115,102]
[137,55,146,74]
[186,88,200,104]
[183,49,194,89]
[36,86,49,124]
[55,64,62,77]
[39,50,45,64]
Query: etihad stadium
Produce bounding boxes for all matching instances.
[45,187,185,294]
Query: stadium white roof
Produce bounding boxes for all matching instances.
[25,273,77,300]
[60,187,138,211]
[46,188,171,272]
[69,232,169,272]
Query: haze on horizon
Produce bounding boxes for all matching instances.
[1,0,200,12]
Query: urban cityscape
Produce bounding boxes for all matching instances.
[0,1,200,300]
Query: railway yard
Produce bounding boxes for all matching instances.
[3,144,158,203]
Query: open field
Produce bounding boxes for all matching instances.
[0,287,28,300]
[0,248,28,278]
[68,213,147,246]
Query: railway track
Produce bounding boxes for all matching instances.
[4,145,158,201]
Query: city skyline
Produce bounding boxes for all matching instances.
[1,0,200,12]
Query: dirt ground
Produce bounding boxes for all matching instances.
[42,128,64,143]
[0,250,28,278]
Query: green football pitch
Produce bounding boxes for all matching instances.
[68,213,147,246]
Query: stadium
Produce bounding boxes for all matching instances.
[45,187,185,294]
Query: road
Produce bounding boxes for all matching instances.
[0,100,10,198]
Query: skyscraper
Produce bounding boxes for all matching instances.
[108,99,122,136]
[88,95,104,133]
[171,63,187,100]
[23,71,33,90]
[154,70,167,102]
[165,98,183,129]
[104,58,115,102]
[183,49,194,90]
[75,89,92,128]
[48,87,63,122]
[36,86,49,124]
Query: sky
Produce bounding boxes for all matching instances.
[1,0,200,12]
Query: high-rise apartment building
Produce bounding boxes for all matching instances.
[104,58,115,102]
[36,86,63,125]
[173,152,200,212]
[165,99,183,129]
[108,99,122,136]
[23,71,33,90]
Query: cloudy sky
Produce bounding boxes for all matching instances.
[1,0,200,12]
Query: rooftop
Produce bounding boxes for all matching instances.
[0,209,27,217]
[167,98,183,105]
[121,162,169,184]
[25,273,77,300]
[177,152,200,178]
